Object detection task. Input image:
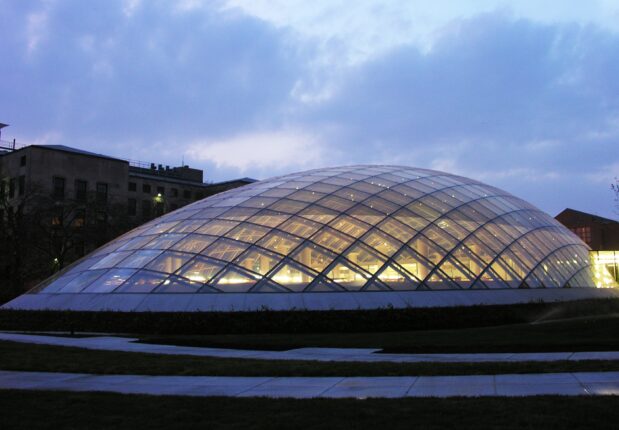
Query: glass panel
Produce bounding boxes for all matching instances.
[41,273,81,293]
[392,208,431,231]
[322,176,356,186]
[390,184,424,200]
[267,198,309,214]
[225,224,270,244]
[258,187,295,198]
[329,215,371,239]
[407,198,442,220]
[316,195,357,212]
[325,260,370,290]
[449,245,487,277]
[142,221,181,235]
[189,207,227,220]
[115,235,157,252]
[348,204,385,225]
[219,207,260,221]
[376,189,413,206]
[234,248,282,275]
[304,182,340,193]
[437,255,475,288]
[252,280,291,293]
[115,271,168,293]
[422,224,459,252]
[305,277,345,292]
[270,262,315,291]
[278,180,312,190]
[155,275,206,293]
[57,269,107,293]
[433,190,468,207]
[424,268,461,290]
[247,210,291,227]
[287,189,326,203]
[408,234,446,264]
[343,242,386,274]
[202,238,250,262]
[333,187,370,203]
[362,230,401,257]
[394,247,433,281]
[297,205,339,224]
[257,231,302,256]
[167,220,205,234]
[214,268,261,292]
[376,263,419,290]
[278,216,322,238]
[350,181,383,194]
[142,233,186,250]
[289,243,337,273]
[195,219,239,235]
[170,234,217,253]
[176,256,225,283]
[477,266,510,289]
[146,251,192,274]
[239,196,279,209]
[118,250,162,269]
[435,217,469,241]
[377,217,416,242]
[82,269,137,293]
[310,227,354,253]
[362,196,399,215]
[89,251,134,269]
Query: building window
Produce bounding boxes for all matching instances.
[53,177,65,200]
[142,200,151,218]
[171,188,178,197]
[20,155,26,167]
[128,198,137,216]
[572,226,592,245]
[183,190,191,199]
[96,211,107,225]
[143,184,151,194]
[129,182,137,192]
[96,182,108,204]
[73,209,86,227]
[75,180,87,202]
[0,180,5,200]
[157,186,165,195]
[18,175,25,196]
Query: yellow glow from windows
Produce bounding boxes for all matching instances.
[591,251,619,288]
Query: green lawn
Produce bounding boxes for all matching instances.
[139,313,619,353]
[2,340,619,377]
[1,390,618,430]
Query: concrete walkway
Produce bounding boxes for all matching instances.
[2,332,619,363]
[1,370,619,397]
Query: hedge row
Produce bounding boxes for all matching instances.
[1,298,618,335]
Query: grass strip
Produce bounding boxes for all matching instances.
[139,313,619,353]
[2,340,619,377]
[1,390,618,430]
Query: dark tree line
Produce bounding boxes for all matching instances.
[0,173,137,303]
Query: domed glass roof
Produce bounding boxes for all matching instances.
[36,165,595,295]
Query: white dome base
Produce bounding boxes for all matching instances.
[3,288,617,312]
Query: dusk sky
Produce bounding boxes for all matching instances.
[1,0,618,218]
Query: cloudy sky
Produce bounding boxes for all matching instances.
[1,0,618,218]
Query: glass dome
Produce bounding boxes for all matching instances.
[34,165,595,296]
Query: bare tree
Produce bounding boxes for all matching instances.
[613,177,619,216]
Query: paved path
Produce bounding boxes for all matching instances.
[2,332,619,363]
[1,370,619,397]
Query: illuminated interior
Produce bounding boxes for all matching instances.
[35,165,597,294]
[590,251,619,288]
